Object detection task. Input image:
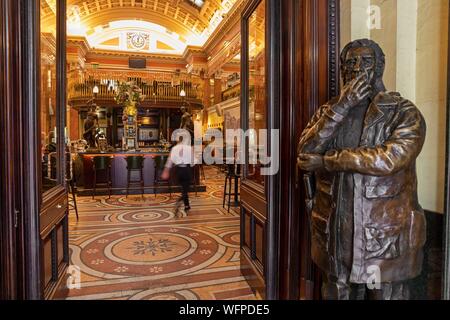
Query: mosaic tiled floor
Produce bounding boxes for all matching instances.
[65,166,257,300]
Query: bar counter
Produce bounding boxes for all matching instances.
[75,149,205,196]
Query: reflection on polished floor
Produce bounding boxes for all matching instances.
[64,167,257,300]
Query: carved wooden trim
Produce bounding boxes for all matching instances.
[328,0,340,98]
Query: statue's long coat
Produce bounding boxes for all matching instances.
[298,91,427,283]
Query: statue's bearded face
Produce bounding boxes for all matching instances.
[342,46,376,85]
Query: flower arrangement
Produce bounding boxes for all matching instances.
[114,81,145,117]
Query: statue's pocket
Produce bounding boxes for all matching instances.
[409,210,426,249]
[364,183,403,199]
[364,224,402,260]
[364,171,406,199]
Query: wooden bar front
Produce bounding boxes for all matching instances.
[76,151,205,196]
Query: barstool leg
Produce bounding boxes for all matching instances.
[155,169,158,199]
[228,175,232,213]
[71,181,79,221]
[141,169,144,198]
[108,168,112,199]
[223,173,228,208]
[194,172,198,197]
[126,170,130,198]
[93,170,96,199]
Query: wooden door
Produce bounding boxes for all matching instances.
[38,0,69,299]
[294,0,340,300]
[0,0,69,300]
[239,0,339,300]
[240,0,280,299]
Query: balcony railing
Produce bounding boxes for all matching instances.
[222,83,240,102]
[68,71,204,107]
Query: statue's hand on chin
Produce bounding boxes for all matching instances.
[338,73,372,109]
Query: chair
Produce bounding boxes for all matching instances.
[66,153,79,221]
[92,156,113,199]
[126,156,145,197]
[154,155,171,199]
[223,163,241,213]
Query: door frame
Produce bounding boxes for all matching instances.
[0,0,42,300]
[240,0,340,300]
[0,0,21,300]
[0,0,68,300]
[443,0,450,301]
[240,0,282,299]
[265,0,282,300]
[21,0,44,300]
[276,0,340,300]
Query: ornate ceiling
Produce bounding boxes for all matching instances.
[56,0,239,51]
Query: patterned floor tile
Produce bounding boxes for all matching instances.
[66,166,257,300]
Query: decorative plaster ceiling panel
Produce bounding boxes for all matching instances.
[60,0,239,47]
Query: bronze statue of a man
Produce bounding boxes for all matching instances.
[297,39,427,300]
[180,106,194,136]
[83,105,99,148]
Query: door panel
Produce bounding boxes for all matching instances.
[43,237,53,287]
[0,0,68,299]
[240,0,270,299]
[254,219,265,265]
[38,0,69,299]
[57,224,64,266]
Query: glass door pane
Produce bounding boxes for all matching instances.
[40,0,59,194]
[247,0,266,186]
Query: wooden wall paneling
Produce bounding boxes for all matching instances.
[244,209,252,249]
[276,0,339,300]
[0,0,21,300]
[238,0,339,300]
[277,0,301,300]
[295,0,340,300]
[43,237,53,287]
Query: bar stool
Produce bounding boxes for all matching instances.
[126,156,145,197]
[192,165,201,197]
[92,156,113,199]
[198,164,206,181]
[66,153,79,220]
[154,155,171,199]
[223,163,241,213]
